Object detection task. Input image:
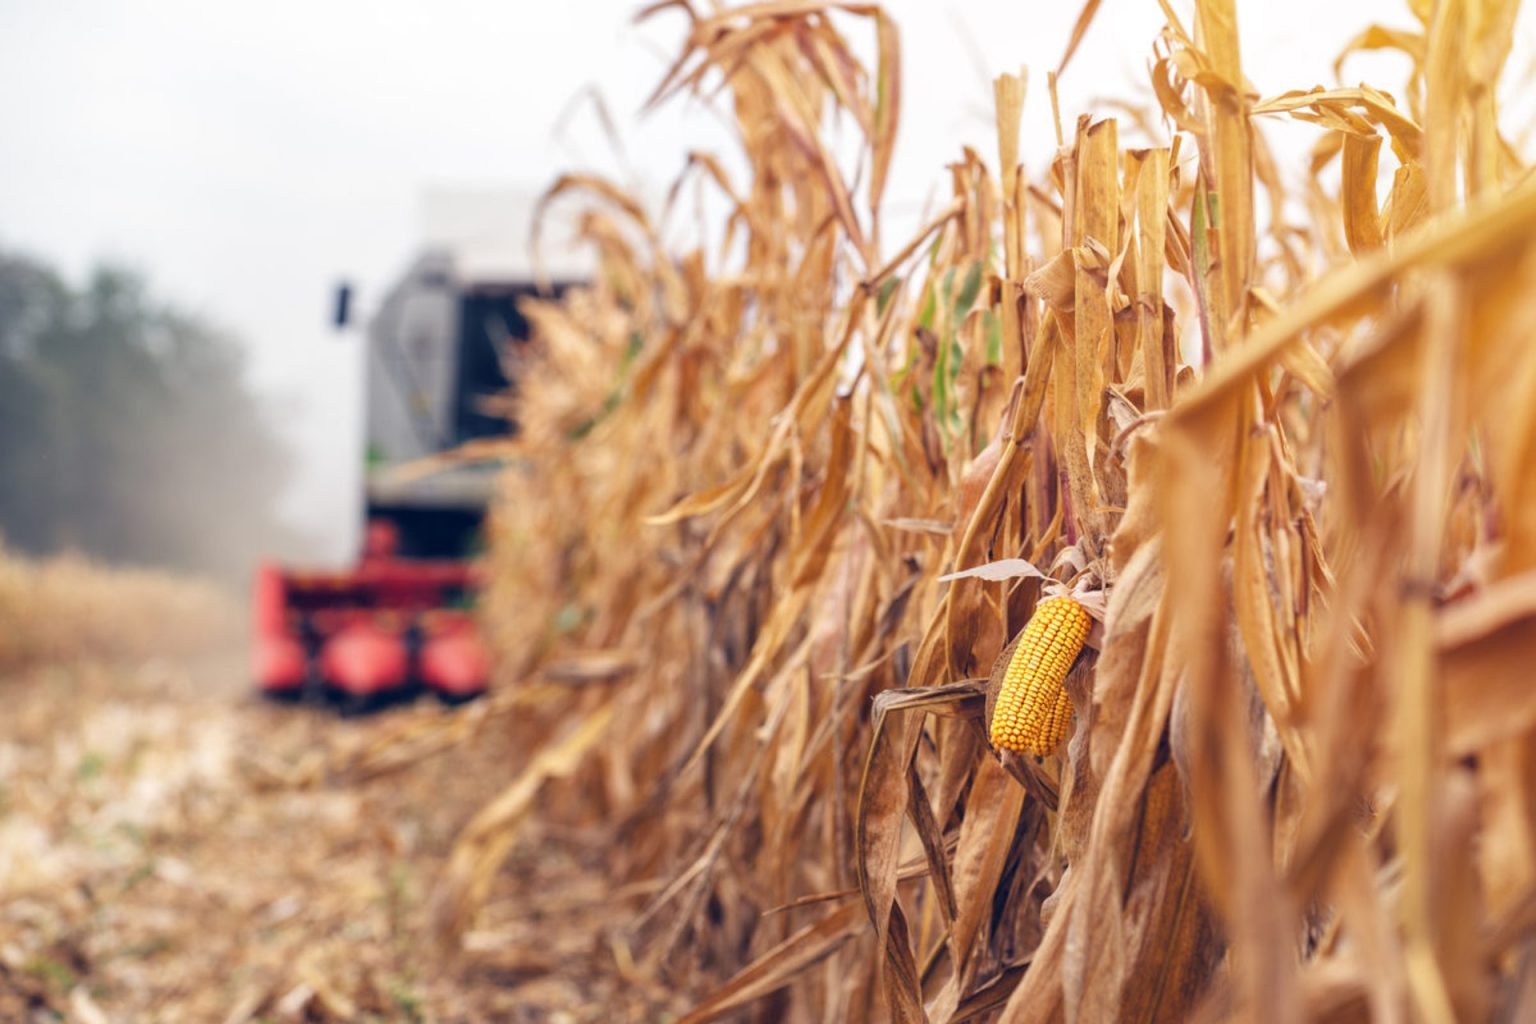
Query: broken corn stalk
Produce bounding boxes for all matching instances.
[990,596,1091,756]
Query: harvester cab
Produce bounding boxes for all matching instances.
[252,247,569,710]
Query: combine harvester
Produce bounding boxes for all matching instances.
[252,191,583,710]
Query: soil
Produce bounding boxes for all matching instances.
[0,646,664,1023]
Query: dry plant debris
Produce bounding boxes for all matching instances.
[0,554,664,1022]
[435,0,1536,1020]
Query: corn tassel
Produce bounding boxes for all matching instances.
[989,596,1090,756]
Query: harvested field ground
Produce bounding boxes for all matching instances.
[0,643,663,1023]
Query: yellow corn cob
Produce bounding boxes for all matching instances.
[990,596,1090,756]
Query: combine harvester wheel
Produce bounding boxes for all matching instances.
[320,618,412,715]
[418,612,490,705]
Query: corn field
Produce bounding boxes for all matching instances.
[441,0,1536,1019]
[0,544,236,674]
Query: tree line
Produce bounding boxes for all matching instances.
[0,246,307,579]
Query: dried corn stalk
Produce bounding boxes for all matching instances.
[437,1,1536,1021]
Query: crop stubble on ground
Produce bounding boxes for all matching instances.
[0,648,653,1023]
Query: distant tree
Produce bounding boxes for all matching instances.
[0,247,305,579]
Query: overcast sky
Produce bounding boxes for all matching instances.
[0,0,1517,561]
